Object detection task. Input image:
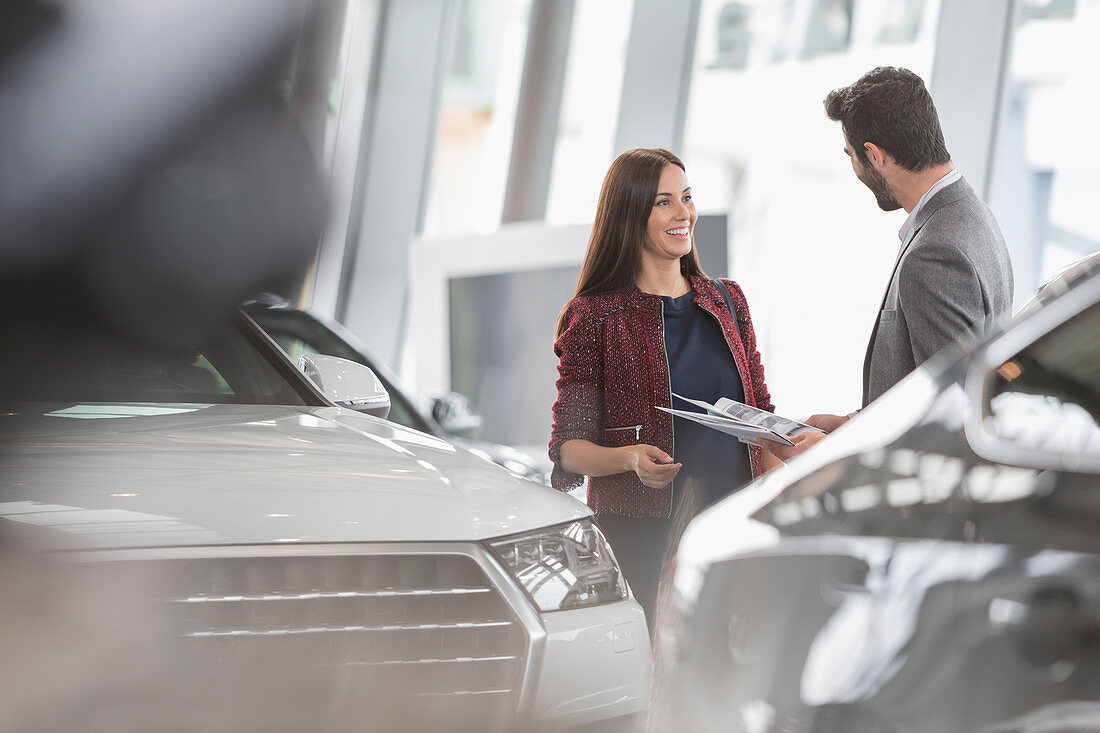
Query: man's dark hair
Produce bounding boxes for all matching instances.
[824,66,950,172]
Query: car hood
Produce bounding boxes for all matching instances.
[0,403,588,550]
[450,436,551,483]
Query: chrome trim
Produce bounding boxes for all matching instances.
[417,689,511,697]
[173,587,492,603]
[339,394,388,407]
[337,654,519,667]
[187,620,514,638]
[964,274,1100,474]
[64,542,549,722]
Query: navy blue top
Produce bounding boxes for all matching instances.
[661,290,750,508]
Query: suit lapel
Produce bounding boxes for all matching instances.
[862,228,916,404]
[861,178,971,405]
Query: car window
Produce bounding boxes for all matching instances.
[986,300,1100,459]
[7,319,317,407]
[245,308,430,433]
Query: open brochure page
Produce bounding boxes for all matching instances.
[656,406,787,446]
[712,397,822,438]
[660,393,825,447]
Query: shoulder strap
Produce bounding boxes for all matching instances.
[712,277,737,320]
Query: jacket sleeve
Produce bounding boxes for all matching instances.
[548,299,604,491]
[897,240,985,366]
[723,279,774,413]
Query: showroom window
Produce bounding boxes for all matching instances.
[679,0,939,418]
[712,2,752,69]
[989,0,1100,303]
[422,0,531,236]
[544,0,635,225]
[800,0,855,60]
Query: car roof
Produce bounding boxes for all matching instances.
[1015,249,1100,319]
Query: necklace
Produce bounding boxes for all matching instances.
[637,276,692,298]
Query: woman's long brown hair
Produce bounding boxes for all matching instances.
[554,148,704,338]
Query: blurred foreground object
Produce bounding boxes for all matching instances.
[652,260,1100,732]
[0,0,325,352]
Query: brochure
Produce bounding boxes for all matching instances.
[656,392,825,447]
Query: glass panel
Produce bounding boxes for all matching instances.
[801,0,854,60]
[989,1,1100,305]
[422,0,531,236]
[986,300,1100,458]
[681,0,938,417]
[544,0,635,225]
[875,0,928,44]
[712,2,753,69]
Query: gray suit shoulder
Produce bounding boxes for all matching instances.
[912,178,1013,313]
[921,183,1003,246]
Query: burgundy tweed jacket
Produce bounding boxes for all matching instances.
[549,274,774,518]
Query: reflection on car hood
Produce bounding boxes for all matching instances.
[0,403,588,549]
[451,436,550,483]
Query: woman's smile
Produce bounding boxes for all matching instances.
[645,163,697,260]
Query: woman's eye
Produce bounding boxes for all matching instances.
[656,199,669,206]
[683,195,692,202]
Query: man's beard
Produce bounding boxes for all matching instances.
[858,163,902,211]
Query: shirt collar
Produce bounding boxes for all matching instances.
[898,168,961,242]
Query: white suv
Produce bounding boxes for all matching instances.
[0,311,649,732]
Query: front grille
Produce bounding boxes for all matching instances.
[72,548,532,731]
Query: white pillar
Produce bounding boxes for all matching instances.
[501,0,576,223]
[614,0,702,155]
[336,0,458,367]
[929,0,1018,200]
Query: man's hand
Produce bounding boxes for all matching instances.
[621,445,681,489]
[805,413,850,433]
[759,431,826,463]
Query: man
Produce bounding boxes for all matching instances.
[777,66,1014,454]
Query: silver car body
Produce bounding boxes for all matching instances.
[1,322,648,732]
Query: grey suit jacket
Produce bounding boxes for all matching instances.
[862,177,1013,406]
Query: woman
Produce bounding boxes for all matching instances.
[548,148,780,623]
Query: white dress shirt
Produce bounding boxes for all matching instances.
[898,168,961,242]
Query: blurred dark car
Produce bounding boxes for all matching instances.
[652,260,1100,733]
[243,299,550,484]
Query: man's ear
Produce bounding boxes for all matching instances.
[863,142,891,171]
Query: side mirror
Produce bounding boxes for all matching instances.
[429,391,483,437]
[298,354,390,419]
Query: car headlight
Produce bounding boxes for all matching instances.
[487,519,627,612]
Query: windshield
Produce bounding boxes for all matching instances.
[6,316,320,407]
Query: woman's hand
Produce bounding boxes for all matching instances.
[620,444,681,489]
[559,439,680,488]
